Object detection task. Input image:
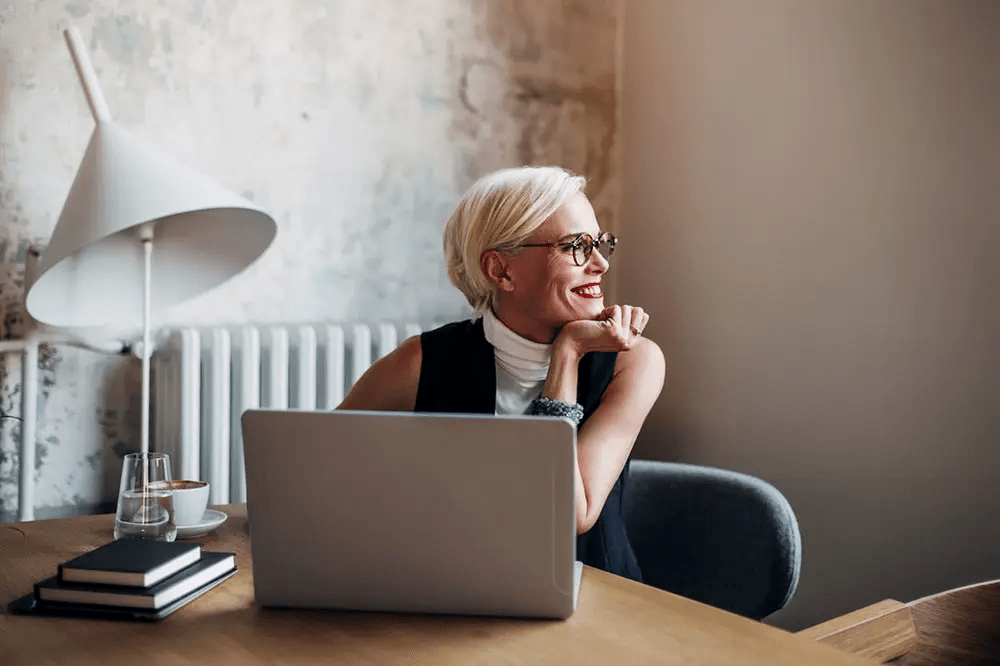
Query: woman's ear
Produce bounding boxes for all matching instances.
[480,250,514,292]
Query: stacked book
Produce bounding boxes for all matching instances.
[11,540,237,620]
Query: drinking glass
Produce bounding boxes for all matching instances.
[114,452,177,541]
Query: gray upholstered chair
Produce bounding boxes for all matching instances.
[623,459,801,620]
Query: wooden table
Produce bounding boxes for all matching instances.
[0,504,874,666]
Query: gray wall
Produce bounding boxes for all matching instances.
[0,1,619,520]
[622,0,1000,630]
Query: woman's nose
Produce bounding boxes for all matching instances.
[587,247,609,273]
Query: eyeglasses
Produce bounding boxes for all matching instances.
[516,232,617,267]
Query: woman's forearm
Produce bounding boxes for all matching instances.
[541,341,580,403]
[541,341,592,533]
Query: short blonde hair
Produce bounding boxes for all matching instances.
[443,166,586,313]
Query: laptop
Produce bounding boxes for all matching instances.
[240,409,582,619]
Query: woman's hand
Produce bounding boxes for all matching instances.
[554,304,649,360]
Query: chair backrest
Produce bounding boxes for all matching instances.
[623,459,801,620]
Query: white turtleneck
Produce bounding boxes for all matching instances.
[482,309,551,415]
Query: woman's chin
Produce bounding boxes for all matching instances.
[574,300,606,320]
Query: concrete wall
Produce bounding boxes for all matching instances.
[622,0,1000,629]
[0,0,619,520]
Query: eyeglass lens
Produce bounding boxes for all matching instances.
[573,233,616,265]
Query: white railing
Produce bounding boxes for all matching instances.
[0,331,129,521]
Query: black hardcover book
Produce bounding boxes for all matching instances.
[39,551,236,609]
[9,566,237,621]
[58,539,202,587]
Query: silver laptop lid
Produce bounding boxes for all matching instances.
[241,409,579,619]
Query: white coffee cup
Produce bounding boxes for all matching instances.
[153,480,210,527]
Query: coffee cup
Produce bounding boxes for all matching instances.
[152,480,210,527]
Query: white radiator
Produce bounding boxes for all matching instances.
[152,322,421,504]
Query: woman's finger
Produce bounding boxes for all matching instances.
[609,304,622,328]
[626,306,646,338]
[620,305,633,335]
[630,307,645,335]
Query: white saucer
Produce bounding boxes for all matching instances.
[176,509,228,539]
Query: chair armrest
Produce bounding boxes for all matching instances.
[900,579,1000,665]
[798,599,916,663]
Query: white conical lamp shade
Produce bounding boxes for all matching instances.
[26,120,277,328]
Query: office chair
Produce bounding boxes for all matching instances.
[623,459,801,620]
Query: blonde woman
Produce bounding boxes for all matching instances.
[340,166,665,581]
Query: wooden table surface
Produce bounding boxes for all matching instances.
[0,504,875,666]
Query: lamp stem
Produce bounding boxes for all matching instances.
[140,223,155,454]
[63,27,112,124]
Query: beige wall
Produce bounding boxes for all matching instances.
[622,0,1000,630]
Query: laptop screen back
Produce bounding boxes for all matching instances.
[240,409,578,618]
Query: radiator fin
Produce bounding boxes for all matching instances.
[153,322,421,503]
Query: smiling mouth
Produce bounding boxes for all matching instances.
[571,284,603,298]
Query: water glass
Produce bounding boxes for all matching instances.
[114,452,177,542]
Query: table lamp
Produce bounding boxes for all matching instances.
[24,27,277,459]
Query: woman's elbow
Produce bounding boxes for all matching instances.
[575,507,599,536]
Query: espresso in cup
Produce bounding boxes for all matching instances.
[151,480,210,527]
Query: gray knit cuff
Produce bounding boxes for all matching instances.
[528,397,584,426]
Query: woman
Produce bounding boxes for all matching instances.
[340,166,665,581]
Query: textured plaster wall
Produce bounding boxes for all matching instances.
[0,0,619,520]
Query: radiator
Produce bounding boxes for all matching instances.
[152,322,421,505]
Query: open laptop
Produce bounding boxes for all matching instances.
[240,409,582,619]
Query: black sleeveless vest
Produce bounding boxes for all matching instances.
[415,318,643,582]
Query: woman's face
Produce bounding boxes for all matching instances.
[500,191,610,342]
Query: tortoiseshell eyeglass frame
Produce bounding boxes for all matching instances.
[515,232,616,266]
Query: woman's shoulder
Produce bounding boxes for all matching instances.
[337,334,422,410]
[614,336,666,381]
[391,334,423,366]
[591,337,664,413]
